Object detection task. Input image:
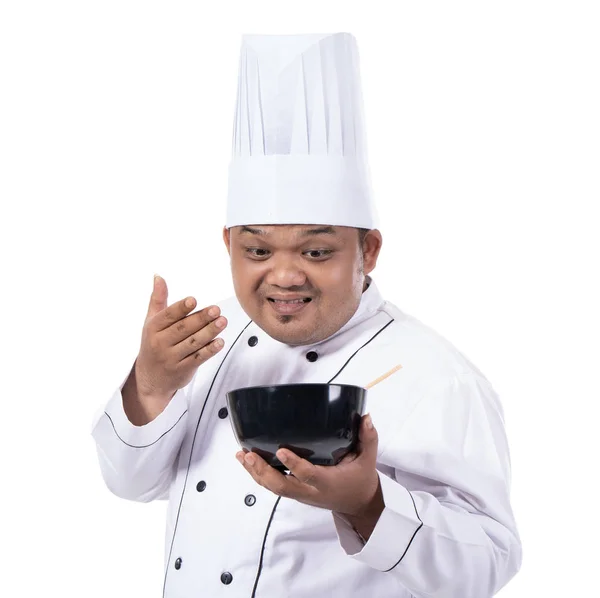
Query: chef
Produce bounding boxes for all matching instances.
[91,32,522,597]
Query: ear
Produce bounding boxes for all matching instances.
[223,226,231,256]
[362,229,383,276]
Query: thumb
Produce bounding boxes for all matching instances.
[357,413,378,460]
[147,274,168,319]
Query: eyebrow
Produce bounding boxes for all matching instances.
[239,226,337,236]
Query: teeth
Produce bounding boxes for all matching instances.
[267,298,311,304]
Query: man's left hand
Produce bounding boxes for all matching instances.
[236,414,383,520]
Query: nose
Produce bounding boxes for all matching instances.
[264,254,307,288]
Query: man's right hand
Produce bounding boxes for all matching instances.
[122,275,228,424]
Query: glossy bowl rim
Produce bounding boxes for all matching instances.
[226,382,367,394]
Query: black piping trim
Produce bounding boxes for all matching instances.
[251,316,395,594]
[104,409,188,448]
[384,489,424,572]
[251,496,282,598]
[327,317,395,384]
[161,320,253,598]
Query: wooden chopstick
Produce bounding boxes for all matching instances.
[365,364,403,389]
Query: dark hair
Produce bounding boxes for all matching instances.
[357,228,369,252]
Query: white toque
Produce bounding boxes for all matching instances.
[226,32,378,230]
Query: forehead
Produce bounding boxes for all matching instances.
[232,224,346,237]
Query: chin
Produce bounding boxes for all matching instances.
[258,323,317,346]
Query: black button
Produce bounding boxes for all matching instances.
[248,335,258,347]
[196,481,206,492]
[244,494,256,507]
[174,558,182,570]
[218,407,228,419]
[306,351,319,362]
[221,572,233,585]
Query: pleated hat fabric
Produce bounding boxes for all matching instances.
[225,32,378,229]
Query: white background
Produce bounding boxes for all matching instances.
[1,1,598,596]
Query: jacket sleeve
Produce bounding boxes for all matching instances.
[332,371,522,598]
[90,363,189,503]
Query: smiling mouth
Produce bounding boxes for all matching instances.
[266,297,312,315]
[267,298,312,304]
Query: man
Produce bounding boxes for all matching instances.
[91,32,522,597]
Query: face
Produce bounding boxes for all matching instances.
[223,224,382,346]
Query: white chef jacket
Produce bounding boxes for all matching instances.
[91,278,522,597]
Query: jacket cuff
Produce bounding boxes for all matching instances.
[333,470,423,571]
[99,366,189,448]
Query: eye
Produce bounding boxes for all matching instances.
[245,247,271,259]
[303,249,333,260]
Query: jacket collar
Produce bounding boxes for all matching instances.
[312,276,385,346]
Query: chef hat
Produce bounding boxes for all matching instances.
[225,32,378,229]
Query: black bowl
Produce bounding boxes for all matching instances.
[226,383,366,470]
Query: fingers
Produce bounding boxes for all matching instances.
[145,274,228,346]
[356,414,379,461]
[147,275,168,319]
[178,334,225,367]
[151,295,199,333]
[334,415,378,466]
[150,294,227,343]
[173,311,228,361]
[236,451,318,501]
[276,449,320,487]
[236,451,288,494]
